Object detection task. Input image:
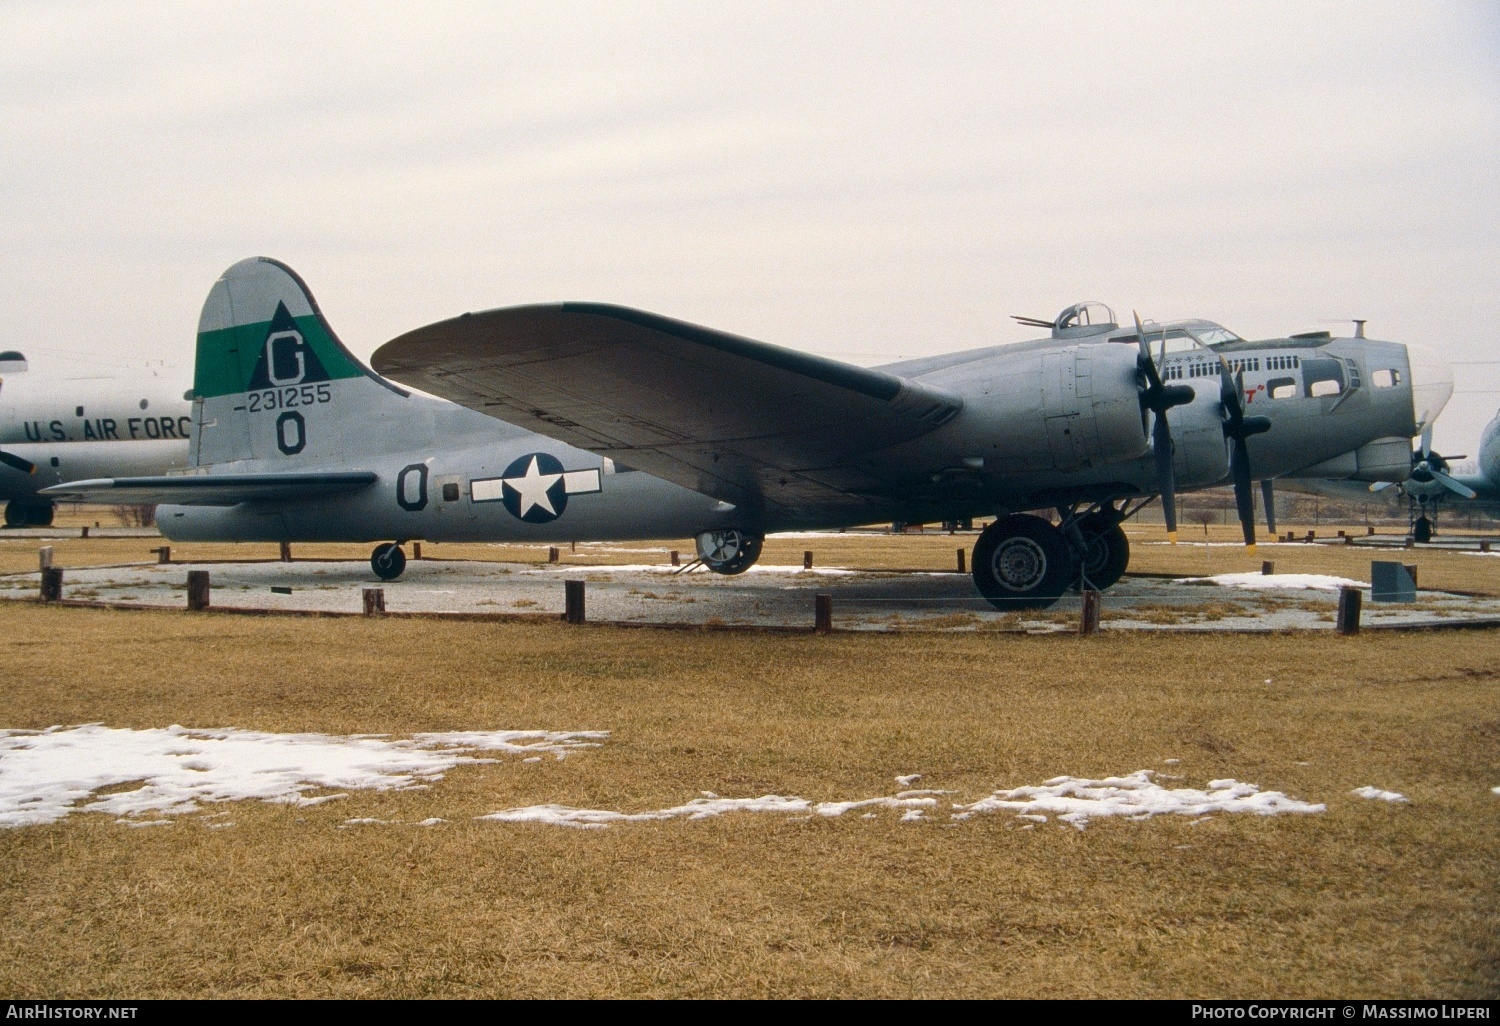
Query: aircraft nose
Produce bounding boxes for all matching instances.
[1406,343,1454,435]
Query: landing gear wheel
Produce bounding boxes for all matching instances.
[1077,512,1130,590]
[4,500,54,527]
[696,529,763,575]
[371,542,407,581]
[1414,516,1433,544]
[972,513,1075,610]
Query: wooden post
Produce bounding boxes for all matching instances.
[956,547,966,573]
[548,546,559,564]
[38,546,53,571]
[1261,560,1274,576]
[564,580,585,624]
[1403,564,1418,590]
[39,567,62,603]
[80,526,89,538]
[1305,530,1315,543]
[1482,541,1492,553]
[1338,530,1346,538]
[1367,526,1376,535]
[412,542,422,560]
[814,593,833,634]
[1079,588,1102,636]
[279,541,292,563]
[1403,537,1415,549]
[1336,586,1362,635]
[362,587,385,616]
[1344,534,1354,546]
[803,550,813,570]
[670,549,680,567]
[186,570,210,610]
[153,545,171,564]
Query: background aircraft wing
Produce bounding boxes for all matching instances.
[41,472,378,506]
[372,303,963,513]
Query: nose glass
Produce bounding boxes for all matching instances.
[1405,343,1454,435]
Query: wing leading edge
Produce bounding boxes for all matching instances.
[40,472,378,507]
[372,303,962,515]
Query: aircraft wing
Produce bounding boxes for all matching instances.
[40,472,378,506]
[372,303,963,513]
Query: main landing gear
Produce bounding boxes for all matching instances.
[969,503,1135,611]
[371,542,407,581]
[695,529,763,574]
[4,500,55,527]
[1413,514,1435,544]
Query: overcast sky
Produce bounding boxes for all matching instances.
[1,1,1496,452]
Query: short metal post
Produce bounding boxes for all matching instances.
[803,550,813,570]
[1403,564,1418,590]
[186,570,210,611]
[279,541,292,563]
[957,547,966,573]
[362,587,385,616]
[670,550,680,567]
[564,580,585,624]
[814,593,833,634]
[548,546,560,564]
[39,567,62,602]
[1079,588,1102,636]
[38,546,52,571]
[1336,586,1362,635]
[412,542,422,560]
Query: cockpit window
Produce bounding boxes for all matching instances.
[1190,326,1242,346]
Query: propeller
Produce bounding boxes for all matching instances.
[0,450,35,475]
[1133,312,1195,541]
[1260,478,1277,536]
[1407,428,1476,499]
[1218,364,1271,550]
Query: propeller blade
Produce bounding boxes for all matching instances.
[1231,437,1257,549]
[1260,478,1277,536]
[1431,471,1478,499]
[1153,411,1179,540]
[1420,425,1432,458]
[1370,481,1398,493]
[0,450,35,474]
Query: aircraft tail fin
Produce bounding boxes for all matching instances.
[191,257,413,468]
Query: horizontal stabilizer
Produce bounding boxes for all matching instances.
[40,472,378,507]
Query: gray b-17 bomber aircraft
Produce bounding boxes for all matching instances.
[47,258,1448,609]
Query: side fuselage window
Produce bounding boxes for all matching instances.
[1301,358,1346,399]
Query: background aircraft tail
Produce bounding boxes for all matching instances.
[191,257,419,468]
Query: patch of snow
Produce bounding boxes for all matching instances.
[895,773,922,787]
[0,724,606,828]
[951,770,1324,830]
[1175,572,1369,591]
[479,792,937,829]
[1492,786,1500,796]
[1351,786,1409,803]
[1163,759,1180,765]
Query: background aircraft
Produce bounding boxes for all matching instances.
[0,351,191,525]
[48,258,1444,609]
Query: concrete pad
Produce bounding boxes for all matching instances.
[4,555,1500,632]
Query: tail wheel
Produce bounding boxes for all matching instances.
[696,529,763,575]
[1077,512,1130,590]
[972,514,1074,610]
[371,542,407,581]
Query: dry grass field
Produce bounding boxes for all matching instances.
[0,526,1497,998]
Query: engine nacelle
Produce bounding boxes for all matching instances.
[1163,382,1231,489]
[948,341,1152,474]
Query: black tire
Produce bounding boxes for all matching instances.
[971,514,1075,610]
[696,529,763,575]
[1077,512,1130,590]
[1414,516,1433,544]
[4,500,53,527]
[371,542,407,581]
